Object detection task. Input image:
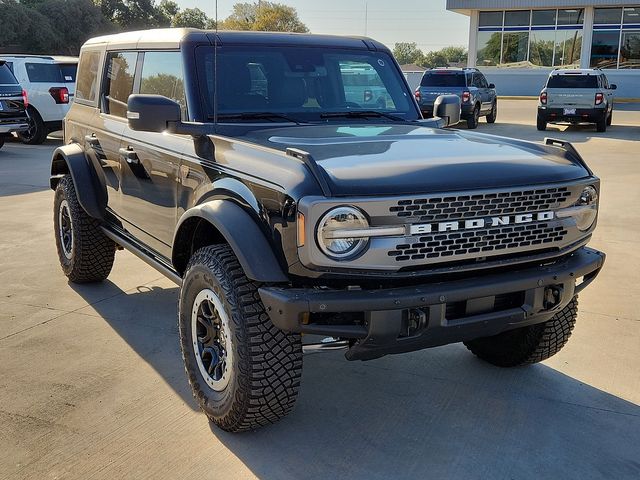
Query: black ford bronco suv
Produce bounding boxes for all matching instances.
[51,29,604,432]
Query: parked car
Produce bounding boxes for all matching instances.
[1,55,78,144]
[0,60,29,150]
[537,69,616,132]
[415,67,497,128]
[51,29,604,432]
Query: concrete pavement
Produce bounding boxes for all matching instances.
[0,102,639,479]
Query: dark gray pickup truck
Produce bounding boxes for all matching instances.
[51,29,604,432]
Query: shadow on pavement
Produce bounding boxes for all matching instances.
[0,137,61,197]
[70,280,640,479]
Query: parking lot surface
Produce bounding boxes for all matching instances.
[1,100,639,480]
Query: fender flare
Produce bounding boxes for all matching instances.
[173,200,289,283]
[50,143,106,220]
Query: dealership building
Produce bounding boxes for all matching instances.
[446,1,640,97]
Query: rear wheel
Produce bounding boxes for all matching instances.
[536,115,547,131]
[486,100,497,123]
[179,244,303,432]
[606,109,613,126]
[464,297,578,367]
[18,107,48,145]
[466,105,480,129]
[53,175,115,282]
[596,114,607,132]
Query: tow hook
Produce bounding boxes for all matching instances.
[544,286,563,310]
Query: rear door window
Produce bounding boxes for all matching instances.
[547,75,598,88]
[102,51,138,118]
[0,64,18,84]
[76,51,101,104]
[421,73,466,87]
[25,63,64,82]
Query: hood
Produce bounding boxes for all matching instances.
[242,124,589,196]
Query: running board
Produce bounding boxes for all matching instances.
[101,227,182,285]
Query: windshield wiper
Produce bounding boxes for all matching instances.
[320,110,407,122]
[214,112,305,124]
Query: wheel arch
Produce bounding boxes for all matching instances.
[50,143,106,220]
[172,200,289,283]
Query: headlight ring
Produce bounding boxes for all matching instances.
[316,206,370,260]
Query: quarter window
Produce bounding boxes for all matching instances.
[76,51,101,104]
[102,51,137,118]
[139,51,187,117]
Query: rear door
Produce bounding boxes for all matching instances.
[546,74,597,109]
[472,72,491,112]
[118,50,190,257]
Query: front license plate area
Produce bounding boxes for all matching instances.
[563,108,576,115]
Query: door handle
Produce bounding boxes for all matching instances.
[84,134,99,147]
[119,147,139,164]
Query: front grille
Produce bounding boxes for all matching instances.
[389,187,572,222]
[388,223,568,262]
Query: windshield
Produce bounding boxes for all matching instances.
[547,75,598,88]
[196,46,419,122]
[421,72,466,87]
[0,64,18,85]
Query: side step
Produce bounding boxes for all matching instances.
[101,227,182,286]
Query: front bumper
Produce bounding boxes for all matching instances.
[260,247,604,360]
[538,106,605,124]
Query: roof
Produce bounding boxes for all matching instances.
[82,28,390,52]
[446,0,630,14]
[0,54,78,63]
[550,68,602,75]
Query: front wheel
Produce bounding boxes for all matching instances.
[464,297,578,367]
[486,100,497,123]
[606,109,613,126]
[179,244,303,432]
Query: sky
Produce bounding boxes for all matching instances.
[175,0,470,52]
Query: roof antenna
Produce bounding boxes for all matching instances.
[213,0,218,128]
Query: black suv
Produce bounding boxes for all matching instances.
[51,29,604,432]
[0,60,29,149]
[415,68,497,128]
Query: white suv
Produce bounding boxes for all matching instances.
[0,55,78,144]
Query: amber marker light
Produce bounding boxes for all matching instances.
[297,212,306,247]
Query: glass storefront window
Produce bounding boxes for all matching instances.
[591,31,621,68]
[479,11,503,27]
[557,9,583,26]
[477,31,502,66]
[502,32,529,65]
[620,30,640,68]
[532,10,556,26]
[623,7,640,24]
[554,30,582,67]
[529,30,555,67]
[594,8,622,25]
[504,10,530,27]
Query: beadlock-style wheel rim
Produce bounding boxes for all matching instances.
[191,289,233,391]
[58,199,74,259]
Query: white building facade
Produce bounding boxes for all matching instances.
[446,1,640,97]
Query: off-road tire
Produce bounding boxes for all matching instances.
[18,107,48,145]
[536,115,547,131]
[464,297,578,367]
[179,244,303,432]
[596,114,607,132]
[53,175,115,282]
[486,100,497,123]
[466,105,480,129]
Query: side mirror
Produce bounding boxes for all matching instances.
[488,83,496,89]
[127,94,181,132]
[610,84,617,90]
[433,94,461,127]
[127,94,212,136]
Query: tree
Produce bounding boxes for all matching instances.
[422,51,449,68]
[172,7,209,28]
[221,2,308,32]
[439,46,468,64]
[392,42,424,66]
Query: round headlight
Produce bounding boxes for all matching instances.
[574,185,598,231]
[316,206,369,259]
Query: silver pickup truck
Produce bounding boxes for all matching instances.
[537,69,616,132]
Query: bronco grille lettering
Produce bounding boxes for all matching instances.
[409,211,554,236]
